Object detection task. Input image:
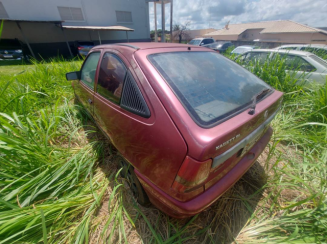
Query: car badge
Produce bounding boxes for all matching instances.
[4,50,8,54]
[216,134,240,150]
[264,110,268,119]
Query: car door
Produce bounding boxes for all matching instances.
[73,51,101,114]
[92,50,153,157]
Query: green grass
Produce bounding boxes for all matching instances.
[0,53,326,243]
[0,61,27,76]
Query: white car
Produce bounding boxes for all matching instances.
[231,45,257,55]
[237,49,327,84]
[188,38,215,46]
[275,44,327,59]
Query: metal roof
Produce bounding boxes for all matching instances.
[205,20,327,36]
[61,25,134,31]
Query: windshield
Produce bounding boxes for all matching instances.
[148,51,271,127]
[189,40,201,45]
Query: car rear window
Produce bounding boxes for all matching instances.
[148,51,271,127]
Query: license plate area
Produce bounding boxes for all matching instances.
[240,124,269,157]
[3,55,13,58]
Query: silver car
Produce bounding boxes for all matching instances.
[275,44,327,59]
[237,49,327,84]
[231,45,257,55]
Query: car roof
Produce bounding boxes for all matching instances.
[95,42,202,50]
[277,44,327,50]
[245,49,313,57]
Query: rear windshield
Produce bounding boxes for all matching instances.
[148,51,271,127]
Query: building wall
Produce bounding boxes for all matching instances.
[0,0,151,57]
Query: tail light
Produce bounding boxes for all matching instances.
[216,50,220,53]
[78,46,83,50]
[172,156,212,193]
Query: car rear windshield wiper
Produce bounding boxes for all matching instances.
[248,88,272,115]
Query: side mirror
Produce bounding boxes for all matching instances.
[66,71,80,81]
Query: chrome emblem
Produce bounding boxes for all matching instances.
[216,134,240,150]
[264,110,268,119]
[4,50,8,54]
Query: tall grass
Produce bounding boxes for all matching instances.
[0,58,128,243]
[1,52,326,243]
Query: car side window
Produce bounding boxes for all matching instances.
[244,52,269,64]
[97,53,127,104]
[207,39,214,44]
[283,55,316,72]
[80,52,101,89]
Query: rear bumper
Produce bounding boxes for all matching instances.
[135,127,272,218]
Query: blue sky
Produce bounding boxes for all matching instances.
[149,0,327,30]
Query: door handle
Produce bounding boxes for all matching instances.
[88,98,93,104]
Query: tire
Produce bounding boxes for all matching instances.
[116,156,150,207]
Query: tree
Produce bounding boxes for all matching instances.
[172,22,191,43]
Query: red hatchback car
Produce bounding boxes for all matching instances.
[66,43,283,218]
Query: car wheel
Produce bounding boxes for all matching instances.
[115,156,150,207]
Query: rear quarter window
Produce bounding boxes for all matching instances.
[148,51,271,127]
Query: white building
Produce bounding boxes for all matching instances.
[0,0,151,58]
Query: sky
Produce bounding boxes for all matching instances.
[149,0,327,31]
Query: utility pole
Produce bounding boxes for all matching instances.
[154,3,158,42]
[161,0,165,42]
[170,0,173,42]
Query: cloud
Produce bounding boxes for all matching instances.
[149,0,327,30]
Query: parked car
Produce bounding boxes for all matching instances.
[231,45,257,55]
[66,43,283,218]
[203,41,234,53]
[275,44,327,59]
[71,41,95,56]
[188,38,214,46]
[0,39,24,60]
[236,49,327,84]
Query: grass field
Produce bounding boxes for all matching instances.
[0,56,326,243]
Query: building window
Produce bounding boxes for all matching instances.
[58,7,84,21]
[0,2,9,19]
[116,11,132,23]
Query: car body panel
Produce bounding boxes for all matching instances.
[76,46,188,193]
[136,126,273,218]
[70,43,283,217]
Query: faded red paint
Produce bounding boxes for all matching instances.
[71,43,283,218]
